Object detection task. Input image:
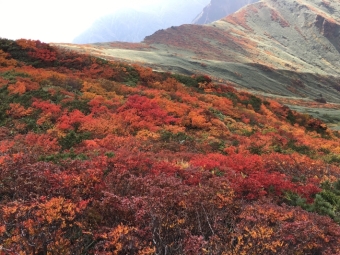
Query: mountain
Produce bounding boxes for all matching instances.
[73,0,210,44]
[1,37,340,254]
[193,0,259,24]
[59,0,340,127]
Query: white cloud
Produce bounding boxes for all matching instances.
[0,0,164,43]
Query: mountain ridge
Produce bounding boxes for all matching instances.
[58,0,340,111]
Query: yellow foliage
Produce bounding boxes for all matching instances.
[47,126,67,138]
[82,91,97,100]
[136,129,160,140]
[138,246,156,255]
[79,116,117,136]
[186,110,212,129]
[175,160,190,169]
[100,224,131,254]
[231,225,284,255]
[163,124,186,134]
[37,197,78,228]
[215,191,234,208]
[82,81,106,95]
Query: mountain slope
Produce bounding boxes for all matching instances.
[1,38,340,254]
[193,0,259,24]
[60,0,340,108]
[73,0,210,44]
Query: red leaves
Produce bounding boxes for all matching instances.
[57,109,86,130]
[83,63,115,79]
[24,133,60,153]
[0,140,15,153]
[117,95,178,132]
[32,99,61,115]
[234,171,294,200]
[1,38,340,254]
[16,39,57,63]
[189,153,319,200]
[6,103,33,118]
[29,48,57,62]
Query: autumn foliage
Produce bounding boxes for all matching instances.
[0,38,340,254]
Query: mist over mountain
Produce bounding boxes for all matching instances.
[193,0,259,25]
[73,0,210,44]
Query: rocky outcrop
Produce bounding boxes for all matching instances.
[193,0,259,24]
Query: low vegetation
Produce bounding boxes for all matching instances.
[1,38,340,254]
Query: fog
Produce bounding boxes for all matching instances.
[0,0,209,43]
[73,0,210,44]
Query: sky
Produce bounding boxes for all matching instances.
[0,0,163,43]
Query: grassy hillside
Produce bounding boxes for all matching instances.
[1,38,340,254]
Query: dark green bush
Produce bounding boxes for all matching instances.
[171,74,198,87]
[62,98,90,114]
[39,149,88,163]
[58,130,91,150]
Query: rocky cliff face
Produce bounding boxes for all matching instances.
[193,0,259,24]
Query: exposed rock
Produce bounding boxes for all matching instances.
[193,0,259,24]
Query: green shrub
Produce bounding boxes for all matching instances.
[160,130,192,143]
[287,140,313,156]
[171,74,198,87]
[221,92,239,105]
[62,98,90,114]
[0,70,30,82]
[59,130,91,150]
[248,95,262,112]
[286,110,296,124]
[39,149,88,163]
[105,152,115,158]
[122,65,139,86]
[209,107,226,121]
[286,179,340,223]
